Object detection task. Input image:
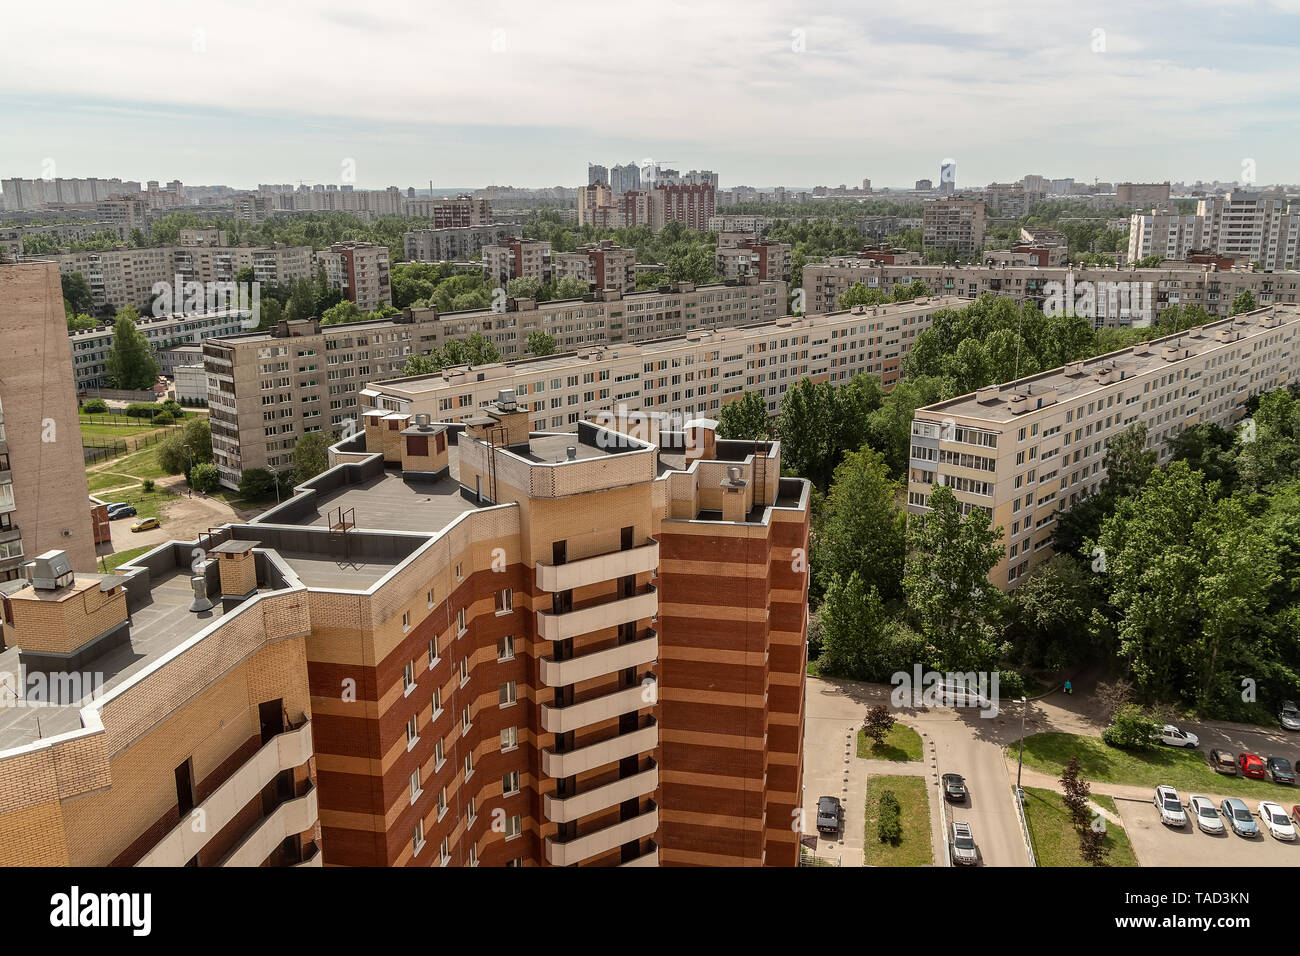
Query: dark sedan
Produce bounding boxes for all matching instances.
[941,773,968,802]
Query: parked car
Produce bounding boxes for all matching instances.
[1239,752,1267,780]
[107,504,136,519]
[102,501,127,513]
[950,821,978,865]
[815,796,842,834]
[1280,700,1300,732]
[941,773,967,802]
[130,517,160,533]
[1266,756,1295,785]
[1153,785,1187,827]
[1208,749,1237,775]
[1292,805,1300,827]
[1159,725,1199,749]
[1257,801,1297,841]
[1220,797,1259,838]
[1188,795,1224,834]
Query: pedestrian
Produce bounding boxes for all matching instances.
[1063,679,1073,696]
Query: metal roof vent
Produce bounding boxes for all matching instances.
[498,388,517,410]
[188,575,214,613]
[565,445,578,461]
[24,550,74,591]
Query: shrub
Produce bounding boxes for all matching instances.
[124,402,159,419]
[152,412,174,426]
[238,468,277,500]
[82,398,108,414]
[141,479,155,493]
[877,790,902,844]
[1102,703,1160,750]
[159,399,185,419]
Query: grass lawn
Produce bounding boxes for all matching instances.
[79,420,166,442]
[88,470,143,494]
[864,775,933,867]
[1008,732,1291,799]
[99,545,156,571]
[1023,787,1139,867]
[858,723,924,761]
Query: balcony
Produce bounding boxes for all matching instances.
[545,801,659,867]
[136,719,314,867]
[539,632,658,687]
[617,841,660,867]
[221,784,318,867]
[544,761,658,824]
[542,718,658,778]
[541,677,656,735]
[535,541,659,592]
[535,586,657,642]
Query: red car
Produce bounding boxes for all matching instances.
[1239,752,1266,779]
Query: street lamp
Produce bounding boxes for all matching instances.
[1015,696,1028,797]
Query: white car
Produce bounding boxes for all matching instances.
[1159,725,1199,749]
[1154,785,1187,827]
[1257,801,1297,841]
[1188,795,1224,834]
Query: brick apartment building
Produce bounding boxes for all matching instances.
[402,195,494,227]
[0,405,810,868]
[553,241,637,293]
[482,238,553,287]
[715,234,793,281]
[0,261,97,580]
[315,241,392,312]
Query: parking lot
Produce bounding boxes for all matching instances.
[1116,794,1300,866]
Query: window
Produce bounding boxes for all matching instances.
[506,858,523,868]
[456,607,467,636]
[428,637,438,666]
[464,752,474,781]
[434,737,445,769]
[466,795,477,824]
[501,726,518,751]
[402,611,410,632]
[455,562,463,580]
[497,635,515,662]
[412,818,425,856]
[461,704,472,731]
[503,770,520,796]
[406,716,418,749]
[439,837,450,866]
[504,814,522,840]
[495,588,513,614]
[467,844,478,867]
[403,660,416,693]
[432,687,443,716]
[409,768,421,804]
[459,657,470,686]
[499,681,517,707]
[427,588,434,609]
[437,786,448,819]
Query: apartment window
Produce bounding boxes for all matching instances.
[459,657,470,686]
[432,686,443,716]
[497,635,515,662]
[504,814,522,840]
[456,607,467,636]
[455,562,463,580]
[495,588,513,614]
[412,819,425,856]
[467,844,478,868]
[406,716,418,750]
[467,795,477,825]
[506,858,523,868]
[439,837,450,866]
[409,768,422,804]
[499,681,517,707]
[403,660,416,694]
[503,770,520,796]
[427,588,434,609]
[437,787,448,819]
[501,725,518,752]
[464,752,474,781]
[402,611,411,632]
[434,737,445,769]
[462,704,472,731]
[428,637,438,667]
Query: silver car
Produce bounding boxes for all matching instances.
[1188,795,1224,834]
[1281,700,1300,732]
[951,821,978,865]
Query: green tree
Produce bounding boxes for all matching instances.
[838,282,888,309]
[158,418,213,475]
[526,331,558,357]
[1006,555,1106,671]
[320,300,363,325]
[817,572,891,680]
[238,467,277,500]
[715,391,770,440]
[505,276,544,300]
[552,276,589,299]
[813,446,905,603]
[903,485,1004,672]
[292,433,331,483]
[663,244,716,284]
[188,462,219,493]
[61,271,94,314]
[1230,289,1257,316]
[104,312,160,389]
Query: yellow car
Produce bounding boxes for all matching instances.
[130,517,160,532]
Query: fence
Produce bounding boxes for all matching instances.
[82,426,179,465]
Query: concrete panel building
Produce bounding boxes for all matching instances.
[0,262,97,579]
[922,196,985,257]
[907,304,1300,589]
[553,242,637,294]
[404,224,521,263]
[314,241,392,312]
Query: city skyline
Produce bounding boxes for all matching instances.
[3,0,1300,189]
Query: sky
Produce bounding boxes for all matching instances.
[2,0,1299,191]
